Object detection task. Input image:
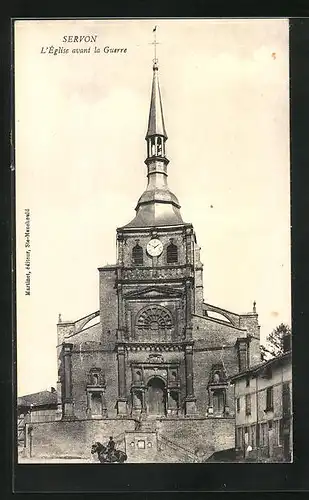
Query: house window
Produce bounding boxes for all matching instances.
[246,377,250,387]
[266,387,274,412]
[167,241,178,263]
[245,394,251,415]
[282,382,291,417]
[132,243,143,265]
[137,440,145,449]
[236,397,240,413]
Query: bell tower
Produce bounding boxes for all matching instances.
[105,33,203,418]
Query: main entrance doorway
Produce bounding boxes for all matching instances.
[146,377,167,416]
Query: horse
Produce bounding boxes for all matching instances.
[91,441,128,463]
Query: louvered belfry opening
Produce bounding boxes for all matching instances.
[167,242,178,263]
[132,243,143,265]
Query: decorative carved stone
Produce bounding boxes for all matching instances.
[147,353,164,363]
[87,368,106,388]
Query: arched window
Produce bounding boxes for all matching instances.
[157,137,162,156]
[167,241,178,263]
[132,243,143,266]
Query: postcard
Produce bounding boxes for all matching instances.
[14,18,291,465]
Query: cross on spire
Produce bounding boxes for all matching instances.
[149,25,160,68]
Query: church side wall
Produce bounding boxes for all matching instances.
[192,315,246,346]
[99,268,118,348]
[59,323,102,346]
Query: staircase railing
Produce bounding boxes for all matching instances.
[158,435,199,462]
[102,431,126,451]
[17,415,26,444]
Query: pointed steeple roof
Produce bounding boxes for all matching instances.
[146,61,168,139]
[120,56,184,229]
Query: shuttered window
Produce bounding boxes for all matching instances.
[266,387,273,412]
[245,394,251,415]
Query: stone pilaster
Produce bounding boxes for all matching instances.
[62,343,74,420]
[117,283,124,330]
[116,344,127,415]
[184,344,196,415]
[185,279,193,335]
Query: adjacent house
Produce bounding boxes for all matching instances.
[17,387,58,447]
[229,339,292,462]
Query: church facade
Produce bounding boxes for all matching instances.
[44,58,261,462]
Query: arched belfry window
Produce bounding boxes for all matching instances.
[150,137,156,157]
[157,137,163,156]
[167,240,178,263]
[132,243,143,266]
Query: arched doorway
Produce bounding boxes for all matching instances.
[146,377,167,416]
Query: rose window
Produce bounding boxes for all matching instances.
[136,306,173,333]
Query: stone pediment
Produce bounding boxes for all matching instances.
[124,286,182,300]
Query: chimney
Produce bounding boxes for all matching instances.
[282,333,291,353]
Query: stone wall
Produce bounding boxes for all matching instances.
[25,417,234,462]
[26,419,135,459]
[157,417,235,460]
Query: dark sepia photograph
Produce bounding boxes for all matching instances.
[15,18,291,464]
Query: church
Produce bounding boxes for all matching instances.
[31,54,261,462]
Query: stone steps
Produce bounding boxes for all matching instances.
[139,420,157,432]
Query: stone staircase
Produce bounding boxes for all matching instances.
[123,418,199,462]
[139,419,157,432]
[155,434,199,463]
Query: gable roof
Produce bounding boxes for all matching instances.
[17,389,57,408]
[229,350,292,383]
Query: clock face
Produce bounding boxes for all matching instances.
[147,238,163,257]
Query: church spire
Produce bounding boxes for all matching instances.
[145,60,168,142]
[123,30,183,229]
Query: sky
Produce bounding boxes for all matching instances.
[15,19,291,396]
